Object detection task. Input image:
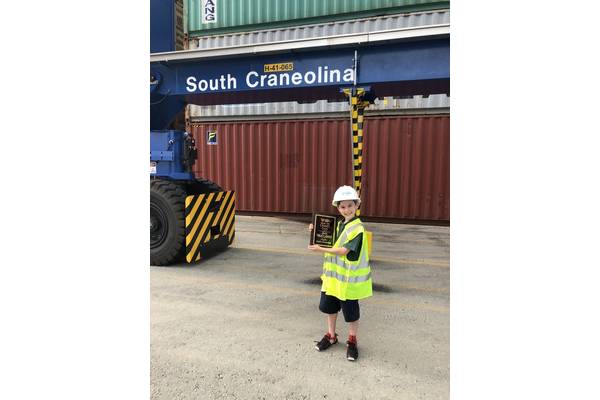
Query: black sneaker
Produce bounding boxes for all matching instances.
[346,341,358,361]
[314,333,338,351]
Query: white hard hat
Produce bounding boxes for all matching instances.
[332,185,360,206]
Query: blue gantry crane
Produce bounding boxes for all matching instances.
[150,0,449,265]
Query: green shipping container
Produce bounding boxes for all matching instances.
[186,0,449,37]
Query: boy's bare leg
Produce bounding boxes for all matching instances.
[327,313,338,341]
[348,320,359,338]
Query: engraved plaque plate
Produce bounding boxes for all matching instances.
[311,214,338,248]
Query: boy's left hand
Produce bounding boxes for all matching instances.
[307,244,323,252]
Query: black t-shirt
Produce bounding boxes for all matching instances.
[337,217,363,262]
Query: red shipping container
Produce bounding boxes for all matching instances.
[191,115,449,222]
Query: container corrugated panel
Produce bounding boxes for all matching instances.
[189,95,449,119]
[361,116,449,220]
[192,119,351,214]
[186,0,449,37]
[190,115,449,221]
[188,9,449,49]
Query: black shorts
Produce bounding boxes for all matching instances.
[319,292,360,322]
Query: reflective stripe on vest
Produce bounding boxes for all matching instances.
[323,254,368,271]
[323,270,372,283]
[336,222,362,245]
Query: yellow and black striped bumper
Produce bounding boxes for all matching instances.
[185,191,235,263]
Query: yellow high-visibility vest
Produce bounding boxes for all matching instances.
[321,218,372,300]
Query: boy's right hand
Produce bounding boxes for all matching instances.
[308,223,313,231]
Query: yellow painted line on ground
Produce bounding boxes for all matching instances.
[379,238,449,246]
[235,228,449,246]
[371,255,449,268]
[232,245,449,268]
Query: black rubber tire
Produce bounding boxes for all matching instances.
[150,179,186,266]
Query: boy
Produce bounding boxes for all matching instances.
[308,185,372,361]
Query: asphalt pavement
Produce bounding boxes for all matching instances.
[151,215,449,400]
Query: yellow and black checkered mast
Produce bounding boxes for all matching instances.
[342,87,370,216]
